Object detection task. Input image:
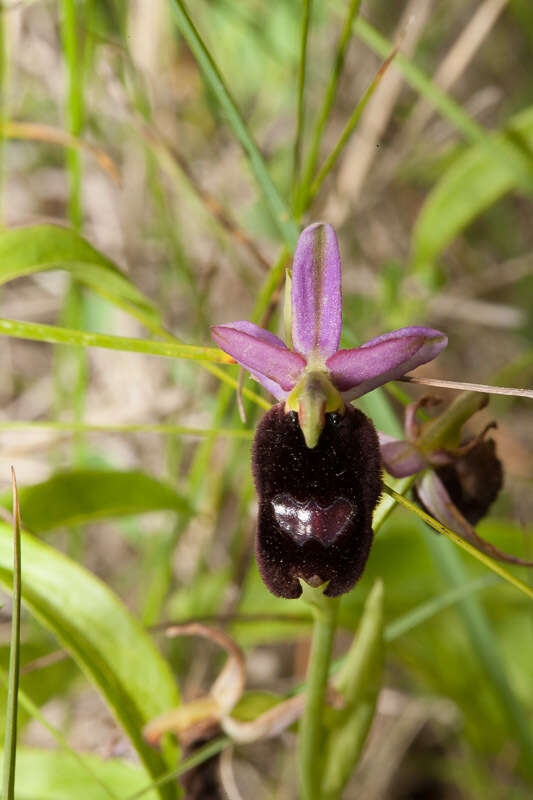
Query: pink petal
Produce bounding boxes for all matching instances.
[291,223,342,360]
[326,326,447,400]
[211,323,305,392]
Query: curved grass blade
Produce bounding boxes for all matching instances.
[1,470,21,800]
[411,106,533,276]
[0,225,160,329]
[382,484,533,602]
[0,675,121,800]
[353,17,533,194]
[292,0,313,198]
[305,46,397,206]
[0,420,253,438]
[297,0,362,212]
[0,524,180,799]
[166,0,299,247]
[384,574,497,642]
[423,528,533,775]
[126,737,230,800]
[0,470,191,533]
[0,317,231,363]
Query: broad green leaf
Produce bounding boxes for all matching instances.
[411,107,533,274]
[0,524,180,799]
[0,747,156,800]
[0,225,160,328]
[0,470,190,532]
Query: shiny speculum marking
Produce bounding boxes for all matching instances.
[272,495,355,547]
[252,404,382,598]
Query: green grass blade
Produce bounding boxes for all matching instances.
[306,47,397,205]
[0,470,191,533]
[0,317,231,363]
[383,485,533,602]
[60,0,83,229]
[0,674,121,800]
[385,575,497,642]
[353,17,533,194]
[60,0,87,458]
[0,3,6,224]
[297,0,361,212]
[0,420,253,438]
[411,106,533,277]
[1,470,21,800]
[167,0,299,247]
[126,737,230,800]
[423,531,533,774]
[292,0,313,201]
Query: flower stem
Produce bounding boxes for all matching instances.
[299,586,339,800]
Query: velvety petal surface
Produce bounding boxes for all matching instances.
[252,404,382,598]
[211,322,305,392]
[291,223,342,360]
[326,326,447,400]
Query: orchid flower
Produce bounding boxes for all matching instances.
[211,222,447,448]
[210,223,448,598]
[380,394,533,569]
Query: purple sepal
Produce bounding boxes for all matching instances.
[291,223,342,361]
[326,327,448,400]
[213,321,289,400]
[211,322,305,392]
[380,439,426,477]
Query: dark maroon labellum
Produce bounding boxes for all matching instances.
[433,438,503,525]
[252,403,382,598]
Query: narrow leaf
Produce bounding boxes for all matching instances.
[412,107,533,275]
[385,575,497,641]
[0,317,232,363]
[383,485,533,602]
[0,524,180,799]
[0,470,190,533]
[167,0,299,247]
[354,18,533,201]
[292,0,313,196]
[1,470,21,800]
[0,420,253,439]
[298,0,362,207]
[306,46,397,204]
[0,225,159,328]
